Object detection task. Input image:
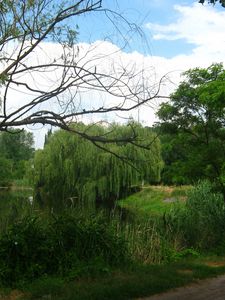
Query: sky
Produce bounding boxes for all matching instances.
[75,0,225,113]
[76,0,225,58]
[4,0,225,148]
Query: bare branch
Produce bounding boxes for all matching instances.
[0,0,166,146]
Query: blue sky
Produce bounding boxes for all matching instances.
[7,0,225,148]
[75,0,225,58]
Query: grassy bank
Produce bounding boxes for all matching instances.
[118,185,190,216]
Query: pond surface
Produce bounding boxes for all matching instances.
[0,189,133,226]
[0,188,33,205]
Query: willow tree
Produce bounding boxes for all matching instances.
[34,122,163,209]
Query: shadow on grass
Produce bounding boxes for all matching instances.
[20,258,225,300]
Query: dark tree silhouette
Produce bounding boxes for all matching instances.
[199,0,225,7]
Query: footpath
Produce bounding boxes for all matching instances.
[138,274,225,300]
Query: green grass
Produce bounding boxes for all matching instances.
[16,256,225,300]
[118,185,191,217]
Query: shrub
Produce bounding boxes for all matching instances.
[165,181,225,250]
[0,212,128,286]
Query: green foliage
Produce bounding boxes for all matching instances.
[0,156,13,186]
[118,186,187,264]
[120,182,225,263]
[0,190,34,234]
[165,181,225,250]
[156,64,225,189]
[0,129,34,183]
[168,248,200,262]
[199,0,225,7]
[155,130,195,185]
[2,184,225,293]
[34,122,163,209]
[0,0,75,46]
[123,217,172,264]
[0,129,34,162]
[0,212,128,286]
[26,276,64,299]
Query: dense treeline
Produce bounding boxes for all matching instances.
[0,130,34,186]
[155,63,225,193]
[34,122,163,209]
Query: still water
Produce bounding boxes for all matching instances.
[0,189,131,224]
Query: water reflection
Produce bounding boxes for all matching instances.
[0,188,33,203]
[0,189,133,225]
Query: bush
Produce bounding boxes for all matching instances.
[165,181,225,250]
[26,276,64,299]
[0,212,128,286]
[0,216,49,285]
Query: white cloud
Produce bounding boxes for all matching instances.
[146,3,225,58]
[2,3,225,148]
[1,40,164,148]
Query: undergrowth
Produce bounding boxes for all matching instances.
[1,181,225,296]
[0,212,128,287]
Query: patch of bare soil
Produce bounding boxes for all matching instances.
[163,198,177,203]
[150,186,175,194]
[162,186,174,194]
[0,290,25,300]
[177,269,193,275]
[205,261,225,268]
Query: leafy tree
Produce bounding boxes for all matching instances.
[0,156,13,186]
[153,127,190,185]
[0,0,163,146]
[199,0,225,7]
[156,64,225,192]
[0,130,34,161]
[0,129,34,180]
[34,122,163,209]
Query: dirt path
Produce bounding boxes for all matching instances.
[137,274,225,300]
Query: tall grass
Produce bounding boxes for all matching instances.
[118,181,225,264]
[165,181,225,251]
[0,210,128,286]
[122,218,165,264]
[0,190,34,235]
